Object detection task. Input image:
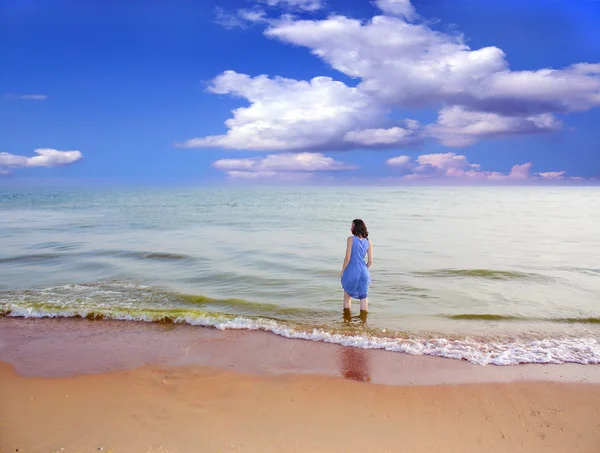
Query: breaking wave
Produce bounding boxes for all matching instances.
[1,281,599,367]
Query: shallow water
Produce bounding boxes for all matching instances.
[1,186,599,365]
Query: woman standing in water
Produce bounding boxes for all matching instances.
[340,219,373,315]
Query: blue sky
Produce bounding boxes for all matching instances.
[1,0,599,184]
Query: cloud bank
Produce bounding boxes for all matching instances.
[197,0,600,152]
[385,153,585,182]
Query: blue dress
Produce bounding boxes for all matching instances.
[341,236,371,300]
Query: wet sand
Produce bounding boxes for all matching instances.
[1,318,600,452]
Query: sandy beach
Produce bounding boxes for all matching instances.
[1,318,600,453]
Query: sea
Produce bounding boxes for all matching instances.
[1,185,599,366]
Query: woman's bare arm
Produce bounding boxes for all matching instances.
[340,236,353,276]
[366,241,373,268]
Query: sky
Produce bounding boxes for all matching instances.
[1,0,599,185]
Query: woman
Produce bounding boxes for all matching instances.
[340,219,373,313]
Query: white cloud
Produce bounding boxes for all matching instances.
[384,153,567,182]
[197,0,600,152]
[385,155,596,183]
[480,64,600,114]
[506,163,532,180]
[178,71,387,151]
[536,171,566,180]
[344,119,421,146]
[265,15,507,107]
[213,152,356,179]
[426,106,563,147]
[385,155,412,168]
[0,153,28,168]
[258,0,324,12]
[375,0,417,21]
[225,170,315,181]
[213,152,356,172]
[214,7,267,29]
[239,9,268,23]
[215,0,322,29]
[0,148,83,175]
[266,15,600,115]
[19,94,47,100]
[6,93,48,100]
[214,7,246,29]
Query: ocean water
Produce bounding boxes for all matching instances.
[1,186,599,366]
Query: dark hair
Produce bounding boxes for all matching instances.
[351,219,369,239]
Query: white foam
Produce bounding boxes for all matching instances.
[4,306,600,366]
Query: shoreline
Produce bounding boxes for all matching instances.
[2,317,600,384]
[2,317,600,452]
[2,302,600,367]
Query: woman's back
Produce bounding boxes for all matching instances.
[350,236,369,262]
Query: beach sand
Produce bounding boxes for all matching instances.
[1,318,599,453]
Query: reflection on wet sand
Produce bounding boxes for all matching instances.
[340,309,371,382]
[340,345,371,383]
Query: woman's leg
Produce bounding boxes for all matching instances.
[360,297,368,312]
[343,308,352,323]
[359,309,368,324]
[343,292,352,310]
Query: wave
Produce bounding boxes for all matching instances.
[1,303,598,367]
[447,314,600,324]
[178,293,336,320]
[554,317,600,324]
[0,253,66,264]
[28,241,84,251]
[0,250,194,265]
[449,314,525,321]
[1,281,599,366]
[413,268,546,280]
[0,281,336,323]
[559,267,600,276]
[1,306,598,366]
[97,250,193,261]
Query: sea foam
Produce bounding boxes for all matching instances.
[3,305,599,366]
